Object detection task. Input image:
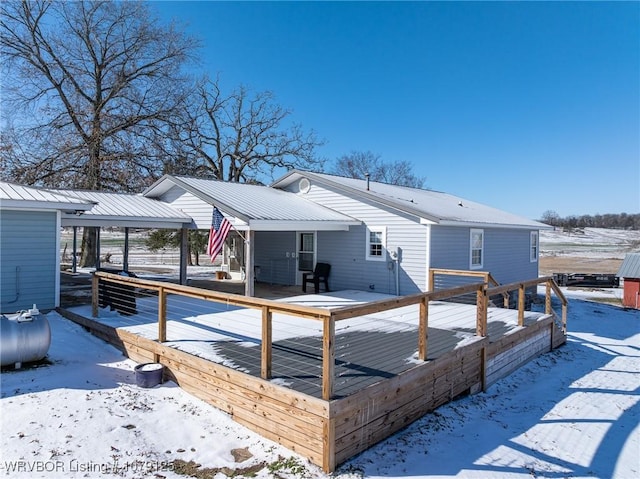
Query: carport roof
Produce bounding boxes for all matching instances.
[0,182,95,211]
[48,189,193,228]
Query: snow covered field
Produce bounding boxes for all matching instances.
[540,227,640,260]
[2,228,638,478]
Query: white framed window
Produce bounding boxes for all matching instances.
[470,229,484,269]
[530,231,539,262]
[366,226,386,261]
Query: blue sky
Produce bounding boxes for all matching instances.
[154,1,639,220]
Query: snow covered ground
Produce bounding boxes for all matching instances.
[540,227,640,259]
[3,227,638,478]
[1,286,638,479]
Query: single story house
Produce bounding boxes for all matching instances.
[0,182,94,313]
[617,253,640,309]
[2,172,550,307]
[144,171,550,296]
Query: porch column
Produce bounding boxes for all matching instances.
[72,226,78,273]
[95,227,101,270]
[245,229,255,297]
[123,227,129,272]
[179,227,188,285]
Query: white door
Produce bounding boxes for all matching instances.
[296,232,315,285]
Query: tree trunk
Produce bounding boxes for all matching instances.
[80,227,98,268]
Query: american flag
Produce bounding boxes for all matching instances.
[207,207,232,263]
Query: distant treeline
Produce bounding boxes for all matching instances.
[539,211,640,230]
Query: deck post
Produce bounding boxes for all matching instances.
[158,287,167,342]
[322,315,335,400]
[545,281,552,315]
[518,283,525,326]
[92,273,99,318]
[418,295,429,360]
[476,286,487,337]
[261,306,273,379]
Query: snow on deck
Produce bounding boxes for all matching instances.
[69,290,547,398]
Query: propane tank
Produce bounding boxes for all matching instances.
[0,305,51,369]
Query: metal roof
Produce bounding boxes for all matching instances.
[617,253,640,279]
[0,182,95,211]
[48,189,193,228]
[272,171,550,230]
[144,175,360,230]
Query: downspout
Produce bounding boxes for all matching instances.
[390,248,400,296]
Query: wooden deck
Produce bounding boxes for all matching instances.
[58,271,568,472]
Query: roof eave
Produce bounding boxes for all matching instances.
[1,199,95,211]
[437,220,552,230]
[237,219,361,232]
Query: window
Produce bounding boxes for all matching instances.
[470,229,484,269]
[530,231,539,262]
[366,226,386,261]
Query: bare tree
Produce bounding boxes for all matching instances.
[1,0,198,264]
[333,150,426,188]
[172,77,325,183]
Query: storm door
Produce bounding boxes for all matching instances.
[296,232,316,284]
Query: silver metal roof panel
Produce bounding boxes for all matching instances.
[273,171,550,230]
[145,175,360,225]
[48,189,192,228]
[0,182,94,211]
[617,253,640,279]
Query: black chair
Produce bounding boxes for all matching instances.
[302,262,331,294]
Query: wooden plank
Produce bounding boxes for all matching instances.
[476,287,487,336]
[135,332,330,417]
[323,417,336,473]
[418,297,428,360]
[330,283,483,321]
[322,316,335,400]
[261,306,272,379]
[331,338,487,426]
[334,355,483,463]
[158,287,167,342]
[165,361,324,443]
[518,284,525,326]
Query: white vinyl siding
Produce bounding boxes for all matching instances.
[290,183,428,293]
[470,229,484,269]
[530,231,539,262]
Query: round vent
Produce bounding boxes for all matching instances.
[299,178,311,193]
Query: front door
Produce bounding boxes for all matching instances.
[297,232,315,285]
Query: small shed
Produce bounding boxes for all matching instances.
[617,253,640,309]
[0,182,94,312]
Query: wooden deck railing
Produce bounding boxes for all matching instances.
[92,270,567,400]
[431,269,568,334]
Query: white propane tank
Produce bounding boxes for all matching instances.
[0,305,51,369]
